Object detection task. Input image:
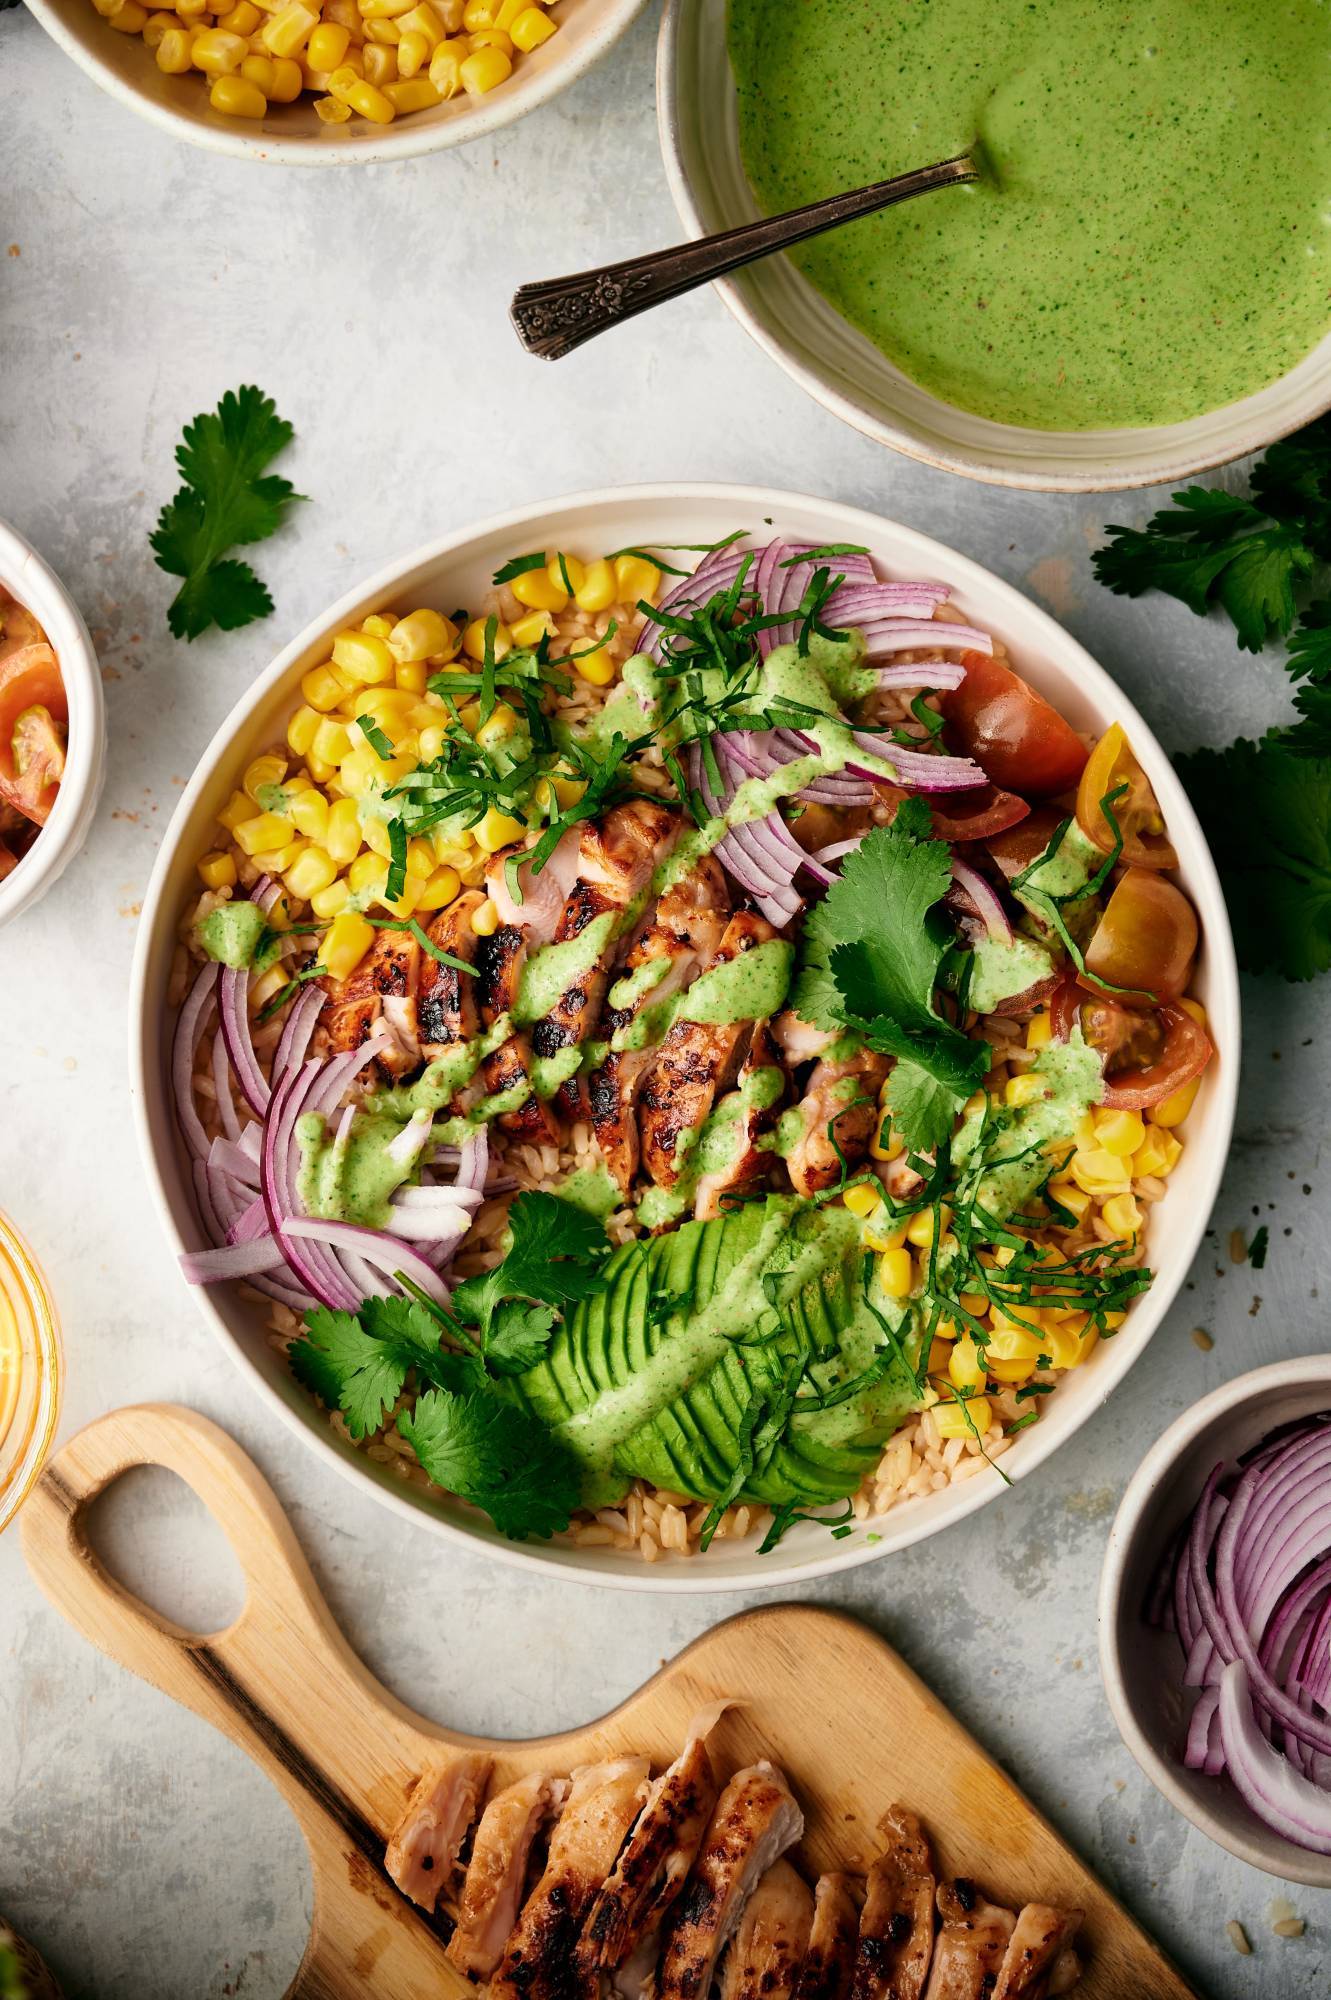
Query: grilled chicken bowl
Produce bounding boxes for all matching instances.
[133,486,1238,1586]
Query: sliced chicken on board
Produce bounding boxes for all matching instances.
[656,1761,804,2000]
[489,1757,651,2000]
[321,925,422,1080]
[418,889,484,1067]
[785,1046,889,1199]
[992,1906,1083,2000]
[791,1874,861,2000]
[638,912,776,1192]
[922,1881,1016,2000]
[588,858,731,1195]
[693,1022,785,1221]
[530,802,681,1118]
[474,919,561,1146]
[383,1750,493,1915]
[719,1858,814,2000]
[576,1702,729,1990]
[447,1771,569,1983]
[850,1805,936,2000]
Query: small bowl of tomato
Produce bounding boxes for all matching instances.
[0,519,106,930]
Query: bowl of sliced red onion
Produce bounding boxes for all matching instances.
[1099,1357,1331,1888]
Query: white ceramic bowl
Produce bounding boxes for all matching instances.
[131,482,1239,1590]
[1099,1357,1331,1890]
[25,0,648,165]
[0,520,106,932]
[657,0,1331,493]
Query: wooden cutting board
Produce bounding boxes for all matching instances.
[20,1404,1197,2000]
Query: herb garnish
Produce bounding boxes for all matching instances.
[150,385,304,641]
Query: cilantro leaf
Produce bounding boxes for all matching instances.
[397,1388,580,1541]
[1175,737,1331,980]
[452,1191,610,1334]
[1287,600,1331,686]
[150,385,304,641]
[881,1061,964,1157]
[485,1298,558,1376]
[289,1296,474,1439]
[1250,415,1331,551]
[1287,679,1331,758]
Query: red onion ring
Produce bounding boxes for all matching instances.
[172,961,220,1163]
[949,857,1013,944]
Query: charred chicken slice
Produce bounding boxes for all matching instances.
[638,911,777,1193]
[576,1703,728,1988]
[588,858,731,1195]
[719,1859,814,2000]
[489,1757,650,2000]
[792,1875,861,2000]
[474,920,560,1146]
[992,1906,1082,1999]
[321,925,422,1079]
[448,1771,569,1983]
[922,1882,1016,2000]
[851,1806,936,2000]
[785,1045,889,1199]
[656,1761,804,2000]
[383,1750,492,1915]
[693,1022,785,1221]
[418,889,484,1065]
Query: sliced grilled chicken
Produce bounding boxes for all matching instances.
[992,1906,1082,2000]
[719,1859,814,2000]
[785,1046,889,1198]
[447,1771,569,1982]
[656,1761,804,2000]
[475,920,561,1145]
[488,828,583,946]
[922,1882,1016,2000]
[384,1750,493,1915]
[577,1703,729,1987]
[693,1022,785,1221]
[771,1011,840,1066]
[851,1806,935,2000]
[490,1758,651,2000]
[792,1875,861,2000]
[638,912,776,1191]
[321,926,421,1079]
[418,889,484,1067]
[589,860,731,1194]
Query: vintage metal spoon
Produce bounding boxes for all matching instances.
[511,151,978,361]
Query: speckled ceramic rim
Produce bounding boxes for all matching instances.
[23,0,649,166]
[0,1213,64,1537]
[0,519,106,932]
[1098,1356,1331,1890]
[130,480,1240,1591]
[656,0,1331,494]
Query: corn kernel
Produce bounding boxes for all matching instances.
[949,1338,987,1395]
[328,632,393,687]
[614,554,662,605]
[386,608,450,665]
[510,3,553,48]
[475,702,518,752]
[428,35,466,90]
[986,1320,1044,1363]
[1102,1192,1143,1241]
[461,0,493,20]
[284,845,338,901]
[1024,1009,1052,1050]
[390,661,426,696]
[304,17,348,63]
[475,806,527,853]
[315,92,353,118]
[107,0,149,26]
[240,49,277,84]
[285,790,327,843]
[462,616,512,663]
[842,1182,879,1220]
[218,0,260,27]
[511,566,568,613]
[191,24,248,67]
[233,811,293,857]
[905,1204,950,1250]
[142,10,180,45]
[933,1395,992,1441]
[468,24,511,50]
[574,643,617,688]
[471,896,500,937]
[569,557,614,613]
[323,911,376,984]
[259,0,316,54]
[156,25,194,66]
[397,0,444,40]
[325,797,362,865]
[301,663,348,713]
[243,752,287,804]
[311,717,354,769]
[217,788,253,833]
[391,22,426,67]
[1042,1317,1089,1370]
[510,610,556,649]
[869,1110,904,1163]
[401,836,433,880]
[1178,997,1207,1028]
[1070,1147,1132,1196]
[460,41,510,88]
[1151,1077,1200,1129]
[877,1248,913,1300]
[348,850,387,894]
[197,850,238,890]
[864,1215,907,1255]
[249,964,290,1010]
[1047,1178,1092,1224]
[267,52,303,94]
[416,865,461,912]
[1132,1127,1182,1179]
[285,705,321,757]
[1004,1072,1047,1109]
[308,878,350,920]
[362,40,397,80]
[1093,1108,1146,1157]
[957,1290,988,1319]
[418,723,448,763]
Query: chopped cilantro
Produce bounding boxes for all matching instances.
[452,1190,610,1339]
[1249,1225,1269,1270]
[289,1295,472,1441]
[357,714,394,760]
[492,551,547,585]
[397,1389,581,1542]
[150,385,304,641]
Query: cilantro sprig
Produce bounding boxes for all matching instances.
[150,386,304,641]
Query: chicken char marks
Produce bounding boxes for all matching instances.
[852,1807,936,2000]
[321,924,422,1081]
[656,1761,805,2000]
[475,918,562,1145]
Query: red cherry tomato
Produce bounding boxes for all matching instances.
[985,805,1068,883]
[1049,975,1213,1110]
[943,652,1089,798]
[925,784,1031,842]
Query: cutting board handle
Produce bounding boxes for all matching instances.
[21,1403,471,1999]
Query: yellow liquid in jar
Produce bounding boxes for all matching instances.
[0,1215,62,1533]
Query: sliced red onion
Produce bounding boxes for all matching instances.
[870,661,968,692]
[211,1024,242,1142]
[1219,1662,1331,1853]
[381,1205,474,1245]
[847,734,987,793]
[228,1195,269,1244]
[391,1185,484,1210]
[273,983,326,1091]
[282,1217,451,1306]
[208,1134,262,1188]
[813,837,863,867]
[456,1130,490,1193]
[180,1237,291,1284]
[855,619,993,656]
[172,960,220,1163]
[219,964,270,1118]
[386,1106,435,1170]
[1183,1685,1224,1774]
[950,857,1013,944]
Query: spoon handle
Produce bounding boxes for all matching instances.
[511,152,977,361]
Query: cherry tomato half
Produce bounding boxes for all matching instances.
[985,806,1068,883]
[1076,723,1177,870]
[924,784,1031,843]
[943,652,1089,798]
[0,644,67,826]
[1050,975,1213,1111]
[1082,868,1198,1003]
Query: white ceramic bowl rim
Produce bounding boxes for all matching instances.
[1097,1355,1331,1888]
[655,0,1331,494]
[131,480,1240,1591]
[0,519,106,931]
[24,0,649,165]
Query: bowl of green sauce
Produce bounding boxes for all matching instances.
[659,0,1331,490]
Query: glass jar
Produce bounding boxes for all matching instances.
[0,1213,62,1534]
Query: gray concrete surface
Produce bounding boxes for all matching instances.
[1,8,1328,1994]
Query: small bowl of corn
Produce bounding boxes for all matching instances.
[24,0,649,162]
